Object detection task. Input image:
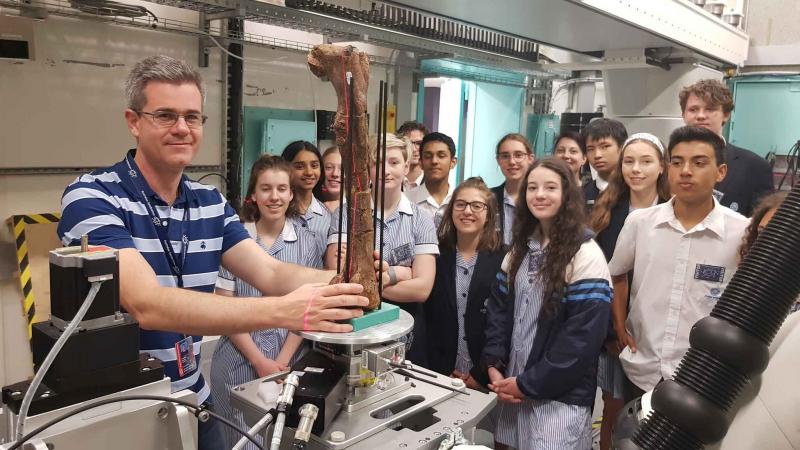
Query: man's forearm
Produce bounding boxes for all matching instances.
[126,286,283,336]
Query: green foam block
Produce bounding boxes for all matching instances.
[348,302,400,331]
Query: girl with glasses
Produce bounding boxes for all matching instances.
[424,177,503,390]
[483,158,612,450]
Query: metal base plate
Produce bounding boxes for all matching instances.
[295,309,414,345]
[231,369,496,450]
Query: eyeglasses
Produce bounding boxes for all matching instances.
[137,110,207,128]
[453,200,487,212]
[411,140,423,147]
[497,151,529,161]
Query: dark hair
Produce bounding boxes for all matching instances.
[581,118,628,148]
[241,155,297,222]
[437,177,501,253]
[421,132,457,158]
[496,133,533,156]
[667,126,726,166]
[554,131,586,155]
[590,138,670,233]
[507,158,587,319]
[396,121,429,137]
[738,191,788,263]
[679,79,734,115]
[281,140,325,197]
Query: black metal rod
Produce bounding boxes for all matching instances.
[378,79,388,298]
[373,81,384,249]
[343,69,355,282]
[336,149,345,275]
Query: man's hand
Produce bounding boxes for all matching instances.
[615,326,637,353]
[253,356,288,378]
[276,283,368,332]
[490,376,524,404]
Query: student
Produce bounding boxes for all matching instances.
[281,140,331,257]
[424,177,503,389]
[737,191,798,312]
[397,120,429,190]
[553,131,587,186]
[407,132,457,220]
[491,133,535,248]
[321,145,342,212]
[581,118,628,210]
[210,155,323,450]
[680,79,773,216]
[326,133,438,364]
[483,158,612,450]
[608,126,749,403]
[588,133,669,450]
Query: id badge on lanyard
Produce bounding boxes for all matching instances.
[124,155,189,287]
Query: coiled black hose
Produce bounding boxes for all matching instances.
[632,182,800,449]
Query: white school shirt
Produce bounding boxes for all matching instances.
[406,182,454,221]
[608,197,749,391]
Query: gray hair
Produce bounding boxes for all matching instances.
[124,55,205,111]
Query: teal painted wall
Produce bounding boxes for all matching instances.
[242,107,316,198]
[727,75,800,156]
[463,82,525,188]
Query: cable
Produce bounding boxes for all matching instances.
[777,140,799,190]
[69,0,158,20]
[207,35,275,64]
[232,408,276,450]
[15,281,103,440]
[196,172,228,185]
[6,394,265,450]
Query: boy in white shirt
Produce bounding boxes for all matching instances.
[608,126,749,401]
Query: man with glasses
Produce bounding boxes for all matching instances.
[57,55,375,450]
[396,120,429,190]
[491,134,535,247]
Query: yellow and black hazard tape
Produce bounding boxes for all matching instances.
[9,213,61,338]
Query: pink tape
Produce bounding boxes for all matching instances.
[303,295,315,331]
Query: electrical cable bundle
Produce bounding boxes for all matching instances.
[69,0,158,21]
[777,139,799,190]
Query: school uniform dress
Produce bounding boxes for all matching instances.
[328,194,439,365]
[210,219,323,450]
[608,198,749,392]
[299,196,332,264]
[424,249,504,386]
[483,234,612,450]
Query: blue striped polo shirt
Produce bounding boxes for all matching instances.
[57,150,250,403]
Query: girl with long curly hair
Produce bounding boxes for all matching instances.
[482,158,613,450]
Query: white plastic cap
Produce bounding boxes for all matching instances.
[330,431,346,442]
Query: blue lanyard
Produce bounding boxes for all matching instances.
[124,155,189,288]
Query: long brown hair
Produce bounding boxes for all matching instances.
[241,155,298,222]
[738,191,788,263]
[437,177,501,253]
[590,137,670,233]
[496,133,533,156]
[507,158,587,318]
